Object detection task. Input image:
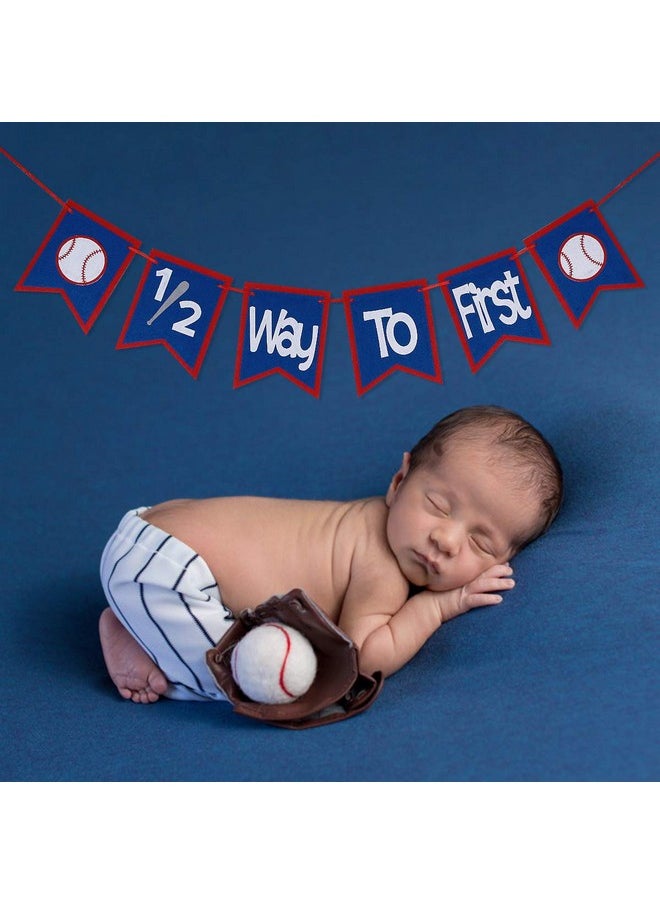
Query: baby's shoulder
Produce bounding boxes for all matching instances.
[342,496,389,534]
[343,497,395,561]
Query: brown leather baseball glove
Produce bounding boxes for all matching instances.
[206,589,384,729]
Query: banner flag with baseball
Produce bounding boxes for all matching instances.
[343,280,442,395]
[438,250,550,373]
[15,200,140,334]
[116,250,233,378]
[233,284,331,397]
[523,201,644,328]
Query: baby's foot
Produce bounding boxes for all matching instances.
[99,608,168,703]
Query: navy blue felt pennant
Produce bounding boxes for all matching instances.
[439,250,550,373]
[343,280,442,395]
[524,201,644,328]
[233,283,331,397]
[15,201,140,333]
[116,250,232,378]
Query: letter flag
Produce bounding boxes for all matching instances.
[343,280,442,395]
[233,283,331,396]
[439,250,550,372]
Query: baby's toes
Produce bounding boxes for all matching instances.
[148,669,168,697]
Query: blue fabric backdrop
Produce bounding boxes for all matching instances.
[1,122,657,781]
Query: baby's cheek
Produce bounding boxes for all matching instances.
[459,557,487,587]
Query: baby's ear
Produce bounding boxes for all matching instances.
[385,452,411,506]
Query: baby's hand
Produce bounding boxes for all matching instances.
[461,563,515,612]
[435,563,515,622]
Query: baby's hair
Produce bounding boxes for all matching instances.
[408,405,563,549]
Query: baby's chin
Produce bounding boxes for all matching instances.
[408,576,454,594]
[425,579,455,593]
[400,556,461,593]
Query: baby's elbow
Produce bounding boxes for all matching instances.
[357,628,397,679]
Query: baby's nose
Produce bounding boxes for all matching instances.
[431,522,462,557]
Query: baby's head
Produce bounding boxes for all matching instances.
[385,405,563,591]
[409,405,563,548]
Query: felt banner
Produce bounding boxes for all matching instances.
[523,201,644,328]
[233,283,331,397]
[15,200,140,334]
[2,146,655,391]
[439,250,550,372]
[343,280,442,395]
[116,250,233,378]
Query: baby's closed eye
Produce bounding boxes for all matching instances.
[425,494,450,515]
[469,535,495,556]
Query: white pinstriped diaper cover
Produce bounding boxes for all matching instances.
[100,507,234,701]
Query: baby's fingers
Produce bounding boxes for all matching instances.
[463,564,516,610]
[482,562,514,579]
[470,568,515,596]
[467,592,506,608]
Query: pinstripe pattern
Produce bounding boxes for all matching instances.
[100,507,233,701]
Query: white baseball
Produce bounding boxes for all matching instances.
[558,233,606,281]
[231,622,317,704]
[57,235,107,285]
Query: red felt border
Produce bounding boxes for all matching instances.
[438,249,551,374]
[524,200,645,329]
[342,279,442,396]
[233,282,332,398]
[15,200,141,334]
[116,249,232,379]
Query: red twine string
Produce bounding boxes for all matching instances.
[598,152,659,207]
[0,145,66,207]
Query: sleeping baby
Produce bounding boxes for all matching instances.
[99,405,563,704]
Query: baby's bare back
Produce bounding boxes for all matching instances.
[142,496,392,622]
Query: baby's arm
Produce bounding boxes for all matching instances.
[341,563,514,678]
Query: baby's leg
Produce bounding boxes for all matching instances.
[99,607,168,703]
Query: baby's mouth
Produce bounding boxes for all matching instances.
[413,551,440,575]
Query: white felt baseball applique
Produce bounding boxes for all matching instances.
[57,235,107,285]
[558,233,606,281]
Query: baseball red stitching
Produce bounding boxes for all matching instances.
[58,237,77,261]
[274,624,296,698]
[81,249,103,284]
[580,233,604,268]
[560,250,573,277]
